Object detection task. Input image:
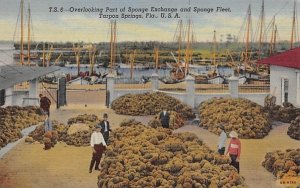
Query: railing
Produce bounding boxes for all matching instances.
[114,77,151,90]
[239,83,270,93]
[115,83,152,90]
[195,84,229,93]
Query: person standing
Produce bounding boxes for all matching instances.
[159,108,170,128]
[100,113,112,145]
[89,125,107,173]
[39,94,51,116]
[217,124,227,155]
[226,131,241,173]
[44,114,52,132]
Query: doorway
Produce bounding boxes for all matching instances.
[281,78,289,103]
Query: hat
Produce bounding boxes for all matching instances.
[103,113,108,118]
[229,131,238,138]
[96,125,101,129]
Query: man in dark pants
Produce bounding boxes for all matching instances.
[100,113,112,145]
[39,94,51,116]
[89,125,107,173]
[159,108,170,128]
[217,124,227,155]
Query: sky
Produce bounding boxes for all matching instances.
[0,0,298,42]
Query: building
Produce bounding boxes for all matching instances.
[259,47,300,107]
[0,65,59,107]
[0,42,60,107]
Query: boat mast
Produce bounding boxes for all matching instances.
[27,3,31,65]
[178,20,182,64]
[290,0,296,49]
[244,5,251,72]
[77,46,81,76]
[46,44,53,67]
[20,0,24,65]
[258,0,264,60]
[92,47,96,75]
[269,18,276,55]
[130,50,136,79]
[185,19,191,76]
[130,52,133,79]
[154,48,159,73]
[213,30,217,71]
[42,43,45,67]
[113,20,117,70]
[274,25,277,52]
[89,44,96,76]
[109,20,117,73]
[72,44,81,76]
[109,21,113,73]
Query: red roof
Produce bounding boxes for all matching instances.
[258,47,300,69]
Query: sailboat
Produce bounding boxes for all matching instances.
[13,0,39,65]
[163,20,226,84]
[196,30,226,84]
[160,19,192,84]
[232,2,270,84]
[241,0,298,85]
[169,19,190,81]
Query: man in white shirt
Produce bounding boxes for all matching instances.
[89,125,107,173]
[217,124,227,155]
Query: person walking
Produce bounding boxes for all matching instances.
[159,108,170,128]
[39,94,51,116]
[217,124,227,155]
[89,125,107,173]
[100,113,112,145]
[226,131,241,173]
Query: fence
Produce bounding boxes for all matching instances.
[115,83,152,90]
[195,84,229,94]
[238,83,270,93]
[38,82,57,105]
[114,77,152,90]
[106,73,270,108]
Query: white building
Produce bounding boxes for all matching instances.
[260,47,300,107]
[0,65,59,107]
[0,42,60,107]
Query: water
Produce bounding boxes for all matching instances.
[0,42,235,81]
[0,43,15,66]
[58,65,234,80]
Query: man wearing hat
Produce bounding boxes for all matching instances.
[89,124,107,173]
[217,124,227,155]
[226,131,241,173]
[100,113,112,145]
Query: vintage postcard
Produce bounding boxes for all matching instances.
[0,0,299,187]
